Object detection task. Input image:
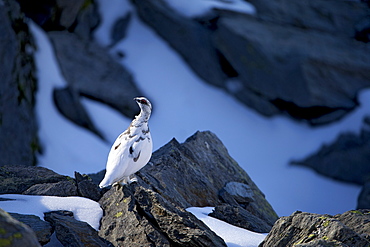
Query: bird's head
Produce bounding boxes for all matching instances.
[134,97,152,114]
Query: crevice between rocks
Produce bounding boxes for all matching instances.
[133,196,175,246]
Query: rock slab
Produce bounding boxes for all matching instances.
[259,210,370,247]
[293,118,370,185]
[99,183,227,247]
[44,210,109,247]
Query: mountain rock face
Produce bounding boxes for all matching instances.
[132,0,370,125]
[259,210,370,247]
[0,0,38,166]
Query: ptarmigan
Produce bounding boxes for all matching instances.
[99,97,153,188]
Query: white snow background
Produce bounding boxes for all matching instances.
[1,1,369,246]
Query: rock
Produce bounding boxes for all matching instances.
[132,0,228,87]
[292,119,370,185]
[0,208,40,247]
[209,204,272,233]
[0,165,68,194]
[335,210,370,241]
[259,210,370,247]
[139,131,278,226]
[99,185,171,246]
[99,182,227,247]
[44,210,110,247]
[23,181,78,197]
[248,0,370,39]
[213,12,370,124]
[9,213,52,245]
[16,0,99,40]
[53,87,105,140]
[0,0,39,167]
[132,0,370,124]
[87,169,106,186]
[48,31,142,119]
[110,12,132,47]
[98,131,277,245]
[221,181,255,204]
[358,179,370,210]
[74,172,102,202]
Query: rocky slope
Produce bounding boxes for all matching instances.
[0,131,369,246]
[0,131,276,246]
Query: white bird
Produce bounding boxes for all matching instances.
[99,97,153,188]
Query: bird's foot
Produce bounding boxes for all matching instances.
[113,182,122,190]
[127,174,138,184]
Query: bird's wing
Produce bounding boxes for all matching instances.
[128,135,147,162]
[101,133,131,185]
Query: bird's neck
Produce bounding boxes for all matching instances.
[132,111,150,127]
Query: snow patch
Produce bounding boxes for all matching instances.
[0,194,102,230]
[187,207,267,247]
[162,0,256,18]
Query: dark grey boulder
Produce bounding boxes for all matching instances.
[23,181,78,197]
[110,12,132,47]
[99,184,171,247]
[335,209,370,242]
[213,12,370,124]
[0,0,39,167]
[48,31,142,119]
[139,131,278,226]
[132,0,228,87]
[259,210,370,247]
[221,181,255,204]
[209,204,272,233]
[53,87,105,140]
[99,182,227,247]
[74,172,102,202]
[0,208,40,247]
[292,118,370,185]
[248,0,370,39]
[44,210,110,247]
[9,213,52,245]
[0,165,68,194]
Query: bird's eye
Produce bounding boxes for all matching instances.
[140,99,147,104]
